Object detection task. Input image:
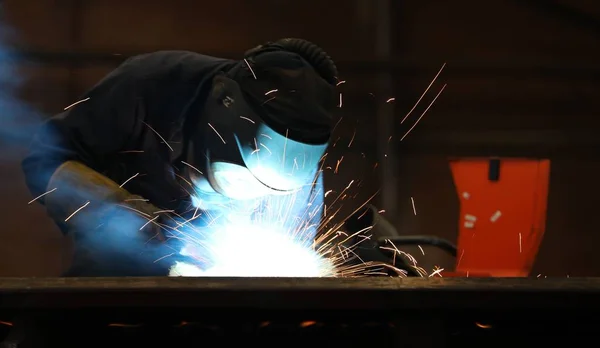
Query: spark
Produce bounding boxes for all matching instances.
[336,80,346,86]
[140,216,159,230]
[265,89,278,95]
[239,116,255,123]
[119,173,139,188]
[28,188,57,204]
[458,249,465,266]
[332,137,340,147]
[174,173,193,187]
[154,253,175,263]
[348,129,356,148]
[65,201,90,222]
[163,66,451,279]
[400,84,447,141]
[142,121,174,151]
[181,161,203,175]
[429,267,444,277]
[519,232,522,253]
[410,196,417,215]
[207,123,226,144]
[124,198,149,202]
[282,129,288,170]
[400,63,446,124]
[244,58,257,79]
[300,321,317,328]
[117,204,151,218]
[262,96,276,105]
[332,116,343,133]
[154,209,175,214]
[338,93,343,108]
[334,156,344,174]
[259,143,272,155]
[386,97,395,103]
[64,97,90,110]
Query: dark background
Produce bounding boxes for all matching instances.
[0,0,598,277]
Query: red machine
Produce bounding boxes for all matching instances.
[344,158,551,278]
[447,158,550,277]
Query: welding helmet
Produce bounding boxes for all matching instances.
[188,38,338,203]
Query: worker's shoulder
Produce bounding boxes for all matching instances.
[123,50,235,74]
[98,51,236,92]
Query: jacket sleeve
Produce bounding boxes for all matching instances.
[21,65,144,201]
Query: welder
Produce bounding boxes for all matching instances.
[21,38,338,276]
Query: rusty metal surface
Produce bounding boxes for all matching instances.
[1,277,600,310]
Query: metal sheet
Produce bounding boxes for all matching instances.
[1,277,599,310]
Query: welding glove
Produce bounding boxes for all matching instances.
[44,161,166,244]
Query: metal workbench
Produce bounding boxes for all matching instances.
[0,277,599,347]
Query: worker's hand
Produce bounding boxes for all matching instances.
[118,194,167,243]
[44,161,170,244]
[74,196,171,260]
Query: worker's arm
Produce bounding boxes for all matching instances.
[23,62,140,199]
[21,61,163,237]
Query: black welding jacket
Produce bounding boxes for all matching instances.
[21,51,326,276]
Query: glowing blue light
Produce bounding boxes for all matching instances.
[170,220,334,277]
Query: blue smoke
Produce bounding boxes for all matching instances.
[0,17,55,164]
[0,16,183,276]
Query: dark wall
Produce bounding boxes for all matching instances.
[0,0,598,276]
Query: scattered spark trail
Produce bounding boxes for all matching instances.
[400,63,446,124]
[400,84,447,141]
[244,58,257,79]
[119,173,139,188]
[411,197,417,215]
[142,121,174,151]
[208,123,226,144]
[181,161,203,175]
[239,116,255,123]
[39,64,450,280]
[139,216,159,230]
[65,201,90,222]
[64,97,90,110]
[519,232,522,253]
[429,267,444,277]
[28,188,57,204]
[348,130,356,148]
